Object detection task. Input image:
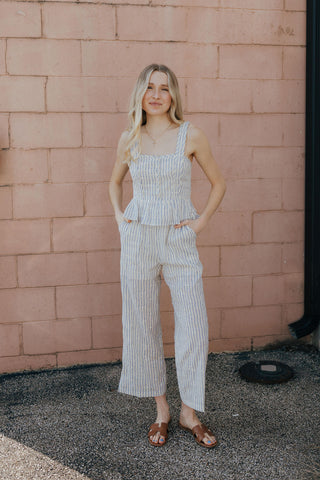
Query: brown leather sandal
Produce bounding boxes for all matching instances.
[148,421,170,447]
[179,422,218,449]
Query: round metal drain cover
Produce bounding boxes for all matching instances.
[239,360,294,384]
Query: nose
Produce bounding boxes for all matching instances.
[152,87,160,99]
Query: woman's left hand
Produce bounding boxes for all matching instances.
[174,218,206,235]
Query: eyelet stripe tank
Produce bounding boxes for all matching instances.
[123,121,199,225]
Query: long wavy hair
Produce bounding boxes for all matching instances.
[124,64,184,164]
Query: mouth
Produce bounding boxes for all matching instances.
[149,102,162,106]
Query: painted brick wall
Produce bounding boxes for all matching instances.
[0,0,306,374]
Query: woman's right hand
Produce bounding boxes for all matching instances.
[116,212,131,227]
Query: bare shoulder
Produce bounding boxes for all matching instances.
[117,129,130,155]
[186,122,210,156]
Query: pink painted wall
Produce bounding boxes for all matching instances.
[0,0,306,374]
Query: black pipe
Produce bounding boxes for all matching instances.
[289,0,320,338]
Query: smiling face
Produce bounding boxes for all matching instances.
[142,70,172,118]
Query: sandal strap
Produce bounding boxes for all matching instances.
[192,423,214,443]
[148,422,169,439]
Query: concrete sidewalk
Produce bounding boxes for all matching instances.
[0,345,319,480]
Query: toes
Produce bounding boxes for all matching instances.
[203,433,216,446]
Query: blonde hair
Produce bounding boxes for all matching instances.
[124,64,184,164]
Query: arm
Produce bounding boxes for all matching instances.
[108,131,130,226]
[178,124,226,234]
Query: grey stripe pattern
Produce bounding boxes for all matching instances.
[118,122,209,412]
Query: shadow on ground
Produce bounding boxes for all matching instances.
[0,346,319,480]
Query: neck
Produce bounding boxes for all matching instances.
[145,114,171,132]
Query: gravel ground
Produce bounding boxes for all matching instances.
[0,345,319,480]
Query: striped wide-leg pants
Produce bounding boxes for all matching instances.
[118,221,208,412]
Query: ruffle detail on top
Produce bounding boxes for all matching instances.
[123,197,199,226]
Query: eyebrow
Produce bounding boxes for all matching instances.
[148,82,169,86]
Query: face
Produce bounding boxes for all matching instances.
[142,71,172,117]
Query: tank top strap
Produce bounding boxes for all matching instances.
[175,121,190,156]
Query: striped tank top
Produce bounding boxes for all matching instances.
[123,121,199,226]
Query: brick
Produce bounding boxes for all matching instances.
[0,2,41,38]
[203,146,252,181]
[197,212,251,246]
[0,186,12,219]
[253,80,305,114]
[283,47,306,79]
[13,184,84,219]
[117,6,187,41]
[284,273,304,303]
[0,40,5,74]
[7,39,81,76]
[92,315,122,349]
[214,145,304,181]
[221,244,282,276]
[253,273,304,305]
[253,275,283,305]
[43,4,115,40]
[56,284,121,318]
[0,150,49,184]
[47,77,118,113]
[283,114,305,146]
[220,114,284,146]
[86,183,114,217]
[285,0,307,11]
[187,79,252,114]
[0,114,9,148]
[83,113,127,148]
[198,247,219,277]
[57,348,122,368]
[253,211,304,243]
[251,10,306,46]
[221,0,283,8]
[0,77,45,112]
[207,309,221,341]
[282,302,304,326]
[0,287,55,323]
[203,276,252,308]
[187,8,251,44]
[23,318,92,355]
[0,257,16,288]
[0,355,57,375]
[82,41,218,78]
[0,220,50,255]
[0,324,20,356]
[282,178,304,210]
[184,114,219,152]
[50,148,115,183]
[18,253,87,287]
[221,306,282,338]
[252,147,304,179]
[11,114,82,149]
[53,217,119,252]
[209,337,251,353]
[282,242,304,273]
[252,334,293,349]
[87,250,120,284]
[220,179,282,211]
[188,9,305,45]
[220,46,282,79]
[152,0,218,5]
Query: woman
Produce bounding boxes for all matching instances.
[109,64,226,448]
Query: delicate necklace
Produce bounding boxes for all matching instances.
[145,122,172,145]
